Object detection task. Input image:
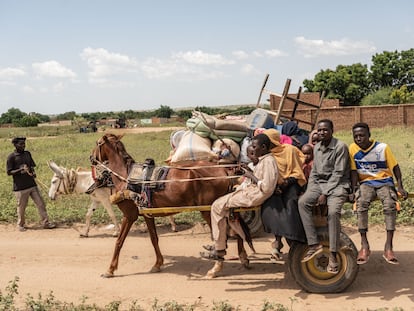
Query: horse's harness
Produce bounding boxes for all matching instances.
[91,137,242,185]
[91,136,246,215]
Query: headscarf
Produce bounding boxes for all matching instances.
[263,129,306,186]
[281,121,309,147]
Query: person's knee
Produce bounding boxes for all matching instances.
[357,199,371,211]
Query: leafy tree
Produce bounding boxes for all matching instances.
[32,112,50,123]
[0,107,26,124]
[154,105,174,118]
[56,111,77,121]
[16,115,41,127]
[176,109,193,120]
[390,85,414,104]
[360,87,397,106]
[303,63,370,106]
[370,49,414,91]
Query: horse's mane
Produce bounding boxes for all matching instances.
[103,133,135,167]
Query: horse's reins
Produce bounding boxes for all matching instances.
[92,138,242,184]
[92,157,241,184]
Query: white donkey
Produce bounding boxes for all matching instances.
[47,161,177,237]
[48,160,121,237]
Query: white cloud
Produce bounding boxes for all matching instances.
[264,49,288,58]
[294,36,377,58]
[22,85,35,93]
[141,57,225,81]
[0,67,26,79]
[232,50,249,60]
[252,51,263,57]
[0,67,26,85]
[240,64,260,75]
[32,61,76,78]
[172,50,234,65]
[80,47,138,84]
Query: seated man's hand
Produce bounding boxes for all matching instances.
[397,188,409,200]
[317,194,327,206]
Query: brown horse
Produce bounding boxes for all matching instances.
[91,133,251,277]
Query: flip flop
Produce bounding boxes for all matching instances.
[270,248,283,261]
[327,258,339,274]
[301,244,323,263]
[200,249,226,261]
[202,244,215,251]
[356,248,371,265]
[383,250,399,265]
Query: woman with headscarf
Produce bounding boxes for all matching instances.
[281,121,309,149]
[261,128,307,259]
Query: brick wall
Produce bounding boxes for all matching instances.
[286,104,414,131]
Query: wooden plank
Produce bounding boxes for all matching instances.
[278,114,314,126]
[285,96,321,109]
[139,205,261,215]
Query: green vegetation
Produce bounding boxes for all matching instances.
[304,48,414,106]
[0,277,406,310]
[1,126,413,227]
[0,105,256,128]
[1,126,412,310]
[1,277,294,311]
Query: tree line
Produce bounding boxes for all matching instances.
[304,48,414,106]
[0,105,255,127]
[1,48,413,127]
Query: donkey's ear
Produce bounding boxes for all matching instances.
[48,160,64,178]
[118,134,124,140]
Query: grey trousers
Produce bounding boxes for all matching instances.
[356,184,397,232]
[14,186,49,227]
[299,184,348,252]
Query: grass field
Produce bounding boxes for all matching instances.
[1,125,413,227]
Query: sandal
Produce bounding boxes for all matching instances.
[301,244,323,263]
[200,249,226,261]
[327,258,339,274]
[383,249,399,265]
[356,248,371,265]
[202,244,215,251]
[270,248,283,261]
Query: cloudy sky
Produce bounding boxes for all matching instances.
[1,0,413,115]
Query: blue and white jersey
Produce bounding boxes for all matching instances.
[349,141,397,187]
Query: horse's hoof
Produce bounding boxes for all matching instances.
[100,272,114,278]
[150,266,161,273]
[79,233,89,238]
[112,232,119,237]
[239,252,250,268]
[205,261,223,278]
[242,260,250,269]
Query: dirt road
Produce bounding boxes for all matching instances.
[1,223,414,310]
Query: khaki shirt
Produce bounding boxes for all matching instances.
[309,137,350,196]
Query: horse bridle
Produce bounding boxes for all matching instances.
[91,137,129,183]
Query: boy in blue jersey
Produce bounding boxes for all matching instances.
[350,123,408,265]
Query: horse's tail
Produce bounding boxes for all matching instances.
[238,214,256,253]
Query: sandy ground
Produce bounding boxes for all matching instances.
[1,223,414,311]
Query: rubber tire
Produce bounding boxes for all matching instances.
[288,230,359,293]
[239,209,264,237]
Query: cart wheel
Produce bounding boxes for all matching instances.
[239,209,263,237]
[288,231,359,293]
